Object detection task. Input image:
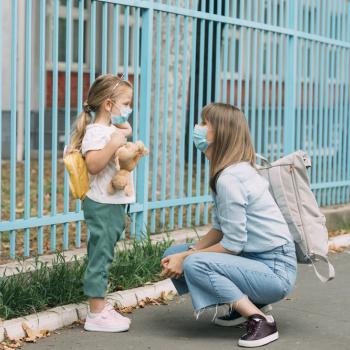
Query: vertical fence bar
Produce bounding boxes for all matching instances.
[256,7,264,155]
[178,0,189,229]
[24,0,32,257]
[243,0,251,118]
[337,47,345,204]
[112,4,119,75]
[169,1,180,229]
[203,0,214,226]
[270,0,278,160]
[342,48,349,203]
[311,41,319,198]
[322,20,330,205]
[130,6,140,237]
[276,32,284,158]
[249,0,258,147]
[150,9,162,233]
[10,0,18,259]
[160,5,171,227]
[186,2,198,226]
[63,0,72,250]
[264,1,272,156]
[327,46,335,205]
[195,0,206,226]
[0,1,2,254]
[236,2,244,109]
[229,0,237,105]
[90,1,96,85]
[101,1,108,74]
[347,3,350,202]
[221,0,229,103]
[135,4,153,237]
[50,0,59,252]
[317,41,325,204]
[37,0,46,255]
[75,0,85,248]
[332,35,341,204]
[123,6,130,78]
[283,0,297,156]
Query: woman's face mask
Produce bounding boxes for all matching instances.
[111,104,133,124]
[193,124,211,153]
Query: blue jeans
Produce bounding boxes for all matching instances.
[163,241,297,312]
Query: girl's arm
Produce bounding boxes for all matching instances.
[85,132,126,175]
[114,122,132,137]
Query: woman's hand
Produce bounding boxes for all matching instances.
[160,253,187,279]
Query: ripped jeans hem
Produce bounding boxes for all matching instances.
[193,295,248,321]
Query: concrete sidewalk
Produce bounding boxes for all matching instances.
[23,249,350,350]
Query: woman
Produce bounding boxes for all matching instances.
[161,103,297,348]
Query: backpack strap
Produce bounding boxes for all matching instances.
[310,254,335,283]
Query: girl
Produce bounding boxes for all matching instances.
[161,103,297,347]
[69,74,134,333]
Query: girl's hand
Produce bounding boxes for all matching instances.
[160,253,186,279]
[109,131,127,151]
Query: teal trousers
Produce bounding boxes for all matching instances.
[82,196,126,298]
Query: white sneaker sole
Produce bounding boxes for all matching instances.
[84,323,130,333]
[238,331,279,347]
[214,305,273,327]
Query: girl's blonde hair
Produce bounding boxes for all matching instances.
[68,74,133,152]
[201,103,256,193]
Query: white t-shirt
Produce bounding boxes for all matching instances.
[81,123,135,204]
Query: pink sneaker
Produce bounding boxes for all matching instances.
[84,303,130,332]
[104,303,131,325]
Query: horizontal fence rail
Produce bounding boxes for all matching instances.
[0,0,349,259]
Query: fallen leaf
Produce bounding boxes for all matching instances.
[116,305,135,314]
[0,339,22,349]
[22,323,49,343]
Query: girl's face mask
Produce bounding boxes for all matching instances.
[193,124,211,153]
[111,104,133,124]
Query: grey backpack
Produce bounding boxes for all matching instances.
[257,151,335,282]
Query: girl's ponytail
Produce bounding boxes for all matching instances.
[68,101,94,153]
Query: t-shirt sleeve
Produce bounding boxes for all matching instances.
[211,200,221,231]
[216,174,248,254]
[81,128,107,156]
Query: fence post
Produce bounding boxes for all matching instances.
[135,2,153,238]
[283,0,298,155]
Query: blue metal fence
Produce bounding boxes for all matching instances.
[0,0,349,259]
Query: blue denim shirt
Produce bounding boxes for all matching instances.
[212,162,293,254]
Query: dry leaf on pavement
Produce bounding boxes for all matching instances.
[22,323,49,343]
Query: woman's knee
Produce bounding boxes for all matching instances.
[183,254,207,275]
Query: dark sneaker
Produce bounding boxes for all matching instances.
[214,304,272,327]
[238,314,279,348]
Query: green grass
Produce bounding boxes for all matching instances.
[0,236,173,320]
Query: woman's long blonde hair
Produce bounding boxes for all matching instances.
[68,74,133,152]
[201,103,256,193]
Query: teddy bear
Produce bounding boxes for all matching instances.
[107,141,149,196]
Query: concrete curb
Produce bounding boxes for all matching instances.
[323,204,350,231]
[1,279,177,342]
[328,233,350,249]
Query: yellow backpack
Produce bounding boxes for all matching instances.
[63,148,90,200]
